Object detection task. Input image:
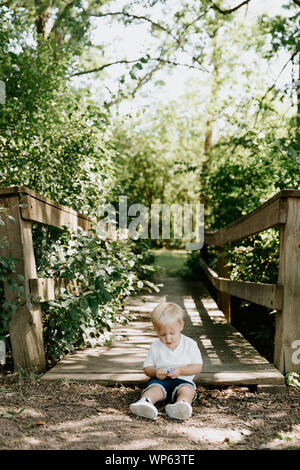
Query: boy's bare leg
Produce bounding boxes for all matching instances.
[175,385,195,404]
[142,385,165,404]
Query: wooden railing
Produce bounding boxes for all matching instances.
[1,186,299,375]
[200,189,300,374]
[0,186,94,371]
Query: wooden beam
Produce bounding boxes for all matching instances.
[0,195,46,371]
[199,257,282,309]
[29,278,80,302]
[0,185,93,231]
[217,278,282,310]
[21,195,93,231]
[205,197,287,246]
[195,370,285,385]
[274,197,300,374]
[0,186,91,217]
[218,247,231,322]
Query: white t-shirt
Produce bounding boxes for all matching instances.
[143,334,203,383]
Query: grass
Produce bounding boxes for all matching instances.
[150,248,188,277]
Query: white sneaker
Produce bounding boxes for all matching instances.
[165,401,192,420]
[130,398,158,420]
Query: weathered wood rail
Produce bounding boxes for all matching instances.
[201,189,300,375]
[0,186,94,371]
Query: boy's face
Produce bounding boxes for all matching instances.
[155,320,184,350]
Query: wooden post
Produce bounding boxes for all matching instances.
[218,246,231,322]
[0,194,46,371]
[274,197,300,374]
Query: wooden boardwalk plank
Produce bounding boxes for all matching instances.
[41,278,285,386]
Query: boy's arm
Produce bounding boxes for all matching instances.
[167,363,202,379]
[144,366,168,380]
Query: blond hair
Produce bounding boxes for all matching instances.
[151,302,184,328]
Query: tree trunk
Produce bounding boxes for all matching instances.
[34,0,53,39]
[202,32,221,166]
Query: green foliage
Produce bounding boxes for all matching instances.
[16,368,44,383]
[0,408,25,420]
[0,219,157,367]
[110,99,203,249]
[0,6,115,215]
[31,225,156,363]
[0,215,25,347]
[201,126,299,283]
[258,2,300,56]
[180,250,204,280]
[150,249,188,277]
[202,129,299,227]
[0,251,22,331]
[285,372,300,388]
[0,5,158,367]
[228,230,280,284]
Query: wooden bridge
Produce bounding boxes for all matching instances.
[1,186,300,387]
[40,277,285,389]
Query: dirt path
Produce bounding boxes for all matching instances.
[1,267,299,451]
[0,373,300,450]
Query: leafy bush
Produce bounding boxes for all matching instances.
[32,225,157,364]
[0,8,115,216]
[184,125,299,361]
[179,250,204,280]
[198,126,299,285]
[0,214,27,367]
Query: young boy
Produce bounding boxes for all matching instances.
[130,301,202,420]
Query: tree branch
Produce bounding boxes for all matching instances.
[71,59,141,77]
[254,49,299,126]
[90,11,181,45]
[182,7,213,29]
[70,56,209,77]
[105,62,162,107]
[89,9,213,74]
[210,0,252,15]
[34,0,53,37]
[48,0,78,38]
[130,63,162,99]
[292,0,300,6]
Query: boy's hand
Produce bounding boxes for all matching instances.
[156,368,168,380]
[167,367,181,379]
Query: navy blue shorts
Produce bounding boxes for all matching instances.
[143,377,196,403]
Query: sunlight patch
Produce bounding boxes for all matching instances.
[183,297,203,326]
[181,426,245,444]
[260,424,300,449]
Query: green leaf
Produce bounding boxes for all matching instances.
[87,297,99,315]
[79,297,89,311]
[2,411,14,419]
